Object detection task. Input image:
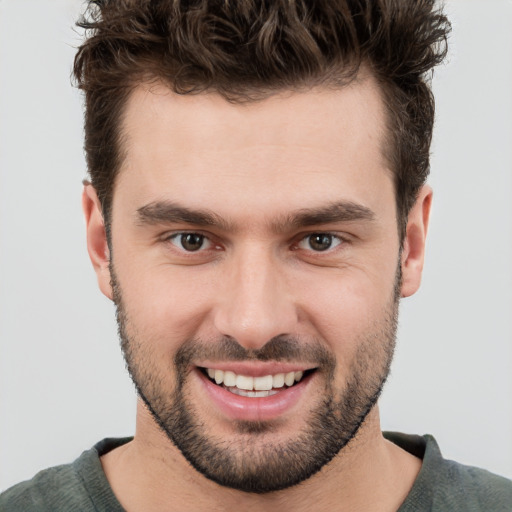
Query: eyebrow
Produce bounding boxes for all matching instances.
[136,201,232,230]
[136,200,375,233]
[285,202,375,230]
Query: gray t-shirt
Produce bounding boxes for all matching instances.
[1,433,511,511]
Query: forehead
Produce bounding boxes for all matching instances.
[114,78,394,223]
[121,77,387,159]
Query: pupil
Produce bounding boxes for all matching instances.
[181,233,203,251]
[310,234,332,251]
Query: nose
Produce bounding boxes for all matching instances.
[212,244,298,350]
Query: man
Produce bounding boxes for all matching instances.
[1,0,511,510]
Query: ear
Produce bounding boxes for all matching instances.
[82,184,113,300]
[400,185,433,298]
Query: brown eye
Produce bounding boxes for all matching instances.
[297,233,342,252]
[181,233,204,251]
[170,233,209,252]
[309,234,332,251]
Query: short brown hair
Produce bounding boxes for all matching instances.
[73,0,450,239]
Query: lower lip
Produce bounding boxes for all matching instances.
[197,369,313,422]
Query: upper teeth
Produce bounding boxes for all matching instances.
[206,369,304,391]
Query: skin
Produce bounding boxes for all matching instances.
[83,74,431,511]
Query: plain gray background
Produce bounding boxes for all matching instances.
[1,0,511,491]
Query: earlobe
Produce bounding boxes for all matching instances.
[400,185,433,298]
[82,184,113,300]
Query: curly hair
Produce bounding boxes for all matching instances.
[73,0,450,239]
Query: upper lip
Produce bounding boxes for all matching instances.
[196,361,317,377]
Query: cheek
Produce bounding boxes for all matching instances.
[114,261,215,349]
[293,265,397,367]
[298,264,395,326]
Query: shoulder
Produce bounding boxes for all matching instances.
[435,455,512,510]
[0,438,130,512]
[0,460,94,511]
[385,432,512,512]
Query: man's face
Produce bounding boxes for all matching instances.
[88,78,423,493]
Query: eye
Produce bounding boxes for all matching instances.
[297,233,342,252]
[168,233,212,252]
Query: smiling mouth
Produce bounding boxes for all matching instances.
[200,367,316,397]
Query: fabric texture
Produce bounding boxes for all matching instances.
[1,433,511,511]
[387,433,512,511]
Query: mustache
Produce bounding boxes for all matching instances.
[174,335,335,369]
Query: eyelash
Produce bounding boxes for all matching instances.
[166,232,216,252]
[163,231,346,254]
[294,233,344,252]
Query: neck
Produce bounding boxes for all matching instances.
[101,402,421,512]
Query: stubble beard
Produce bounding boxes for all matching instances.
[111,264,400,494]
